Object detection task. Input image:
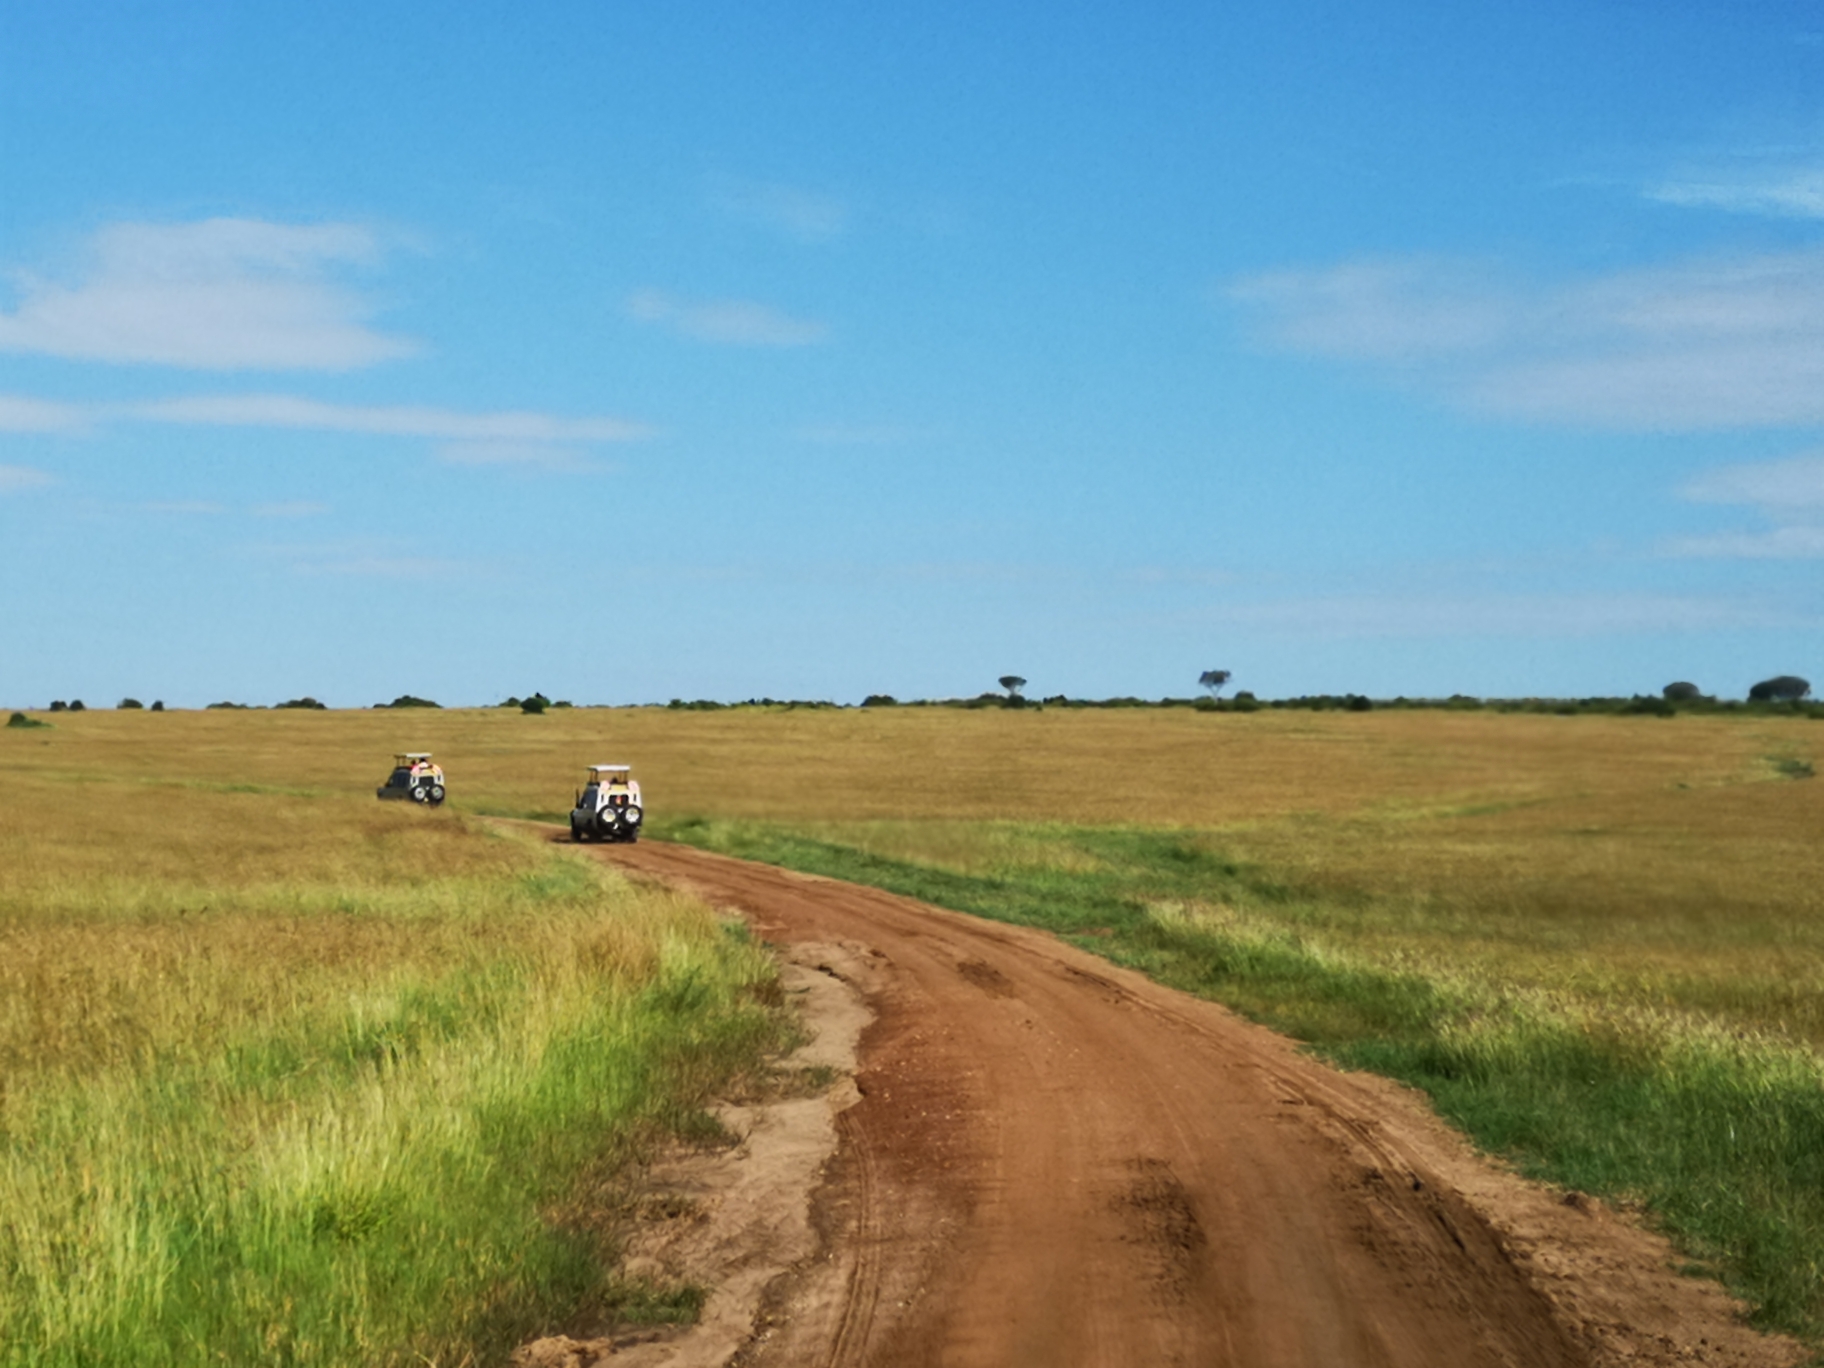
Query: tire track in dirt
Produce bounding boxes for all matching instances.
[594,838,1805,1368]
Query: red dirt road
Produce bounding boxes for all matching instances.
[598,839,1802,1368]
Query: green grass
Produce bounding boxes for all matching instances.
[0,795,789,1368]
[664,815,1824,1341]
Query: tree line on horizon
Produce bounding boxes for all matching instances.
[7,674,1814,719]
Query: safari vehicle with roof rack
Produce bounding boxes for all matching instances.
[376,752,446,805]
[571,765,643,842]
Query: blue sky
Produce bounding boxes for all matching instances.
[4,1,1823,707]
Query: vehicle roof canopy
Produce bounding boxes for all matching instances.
[587,764,631,775]
[395,752,433,761]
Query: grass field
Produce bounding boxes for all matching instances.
[0,710,788,1368]
[7,702,1823,1349]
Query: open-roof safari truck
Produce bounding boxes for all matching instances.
[571,765,643,842]
[376,753,447,805]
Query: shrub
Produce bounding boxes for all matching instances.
[48,701,66,712]
[276,697,328,710]
[205,701,250,710]
[1663,681,1702,702]
[520,693,548,715]
[6,712,47,729]
[380,696,440,709]
[67,700,85,712]
[118,698,144,710]
[861,694,898,707]
[149,701,165,712]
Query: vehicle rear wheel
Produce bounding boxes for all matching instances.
[428,784,446,804]
[410,784,429,803]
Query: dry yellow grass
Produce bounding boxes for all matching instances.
[13,701,1816,1037]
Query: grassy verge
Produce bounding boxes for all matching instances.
[663,816,1824,1342]
[0,785,787,1368]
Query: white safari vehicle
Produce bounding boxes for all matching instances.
[571,765,643,843]
[376,753,446,805]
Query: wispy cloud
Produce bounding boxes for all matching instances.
[0,464,53,493]
[1670,450,1824,559]
[434,441,596,471]
[627,289,828,346]
[710,177,850,243]
[132,393,647,443]
[252,501,328,518]
[793,422,919,446]
[0,219,416,370]
[1683,451,1824,511]
[1191,591,1801,637]
[255,540,468,578]
[1231,248,1824,429]
[1650,166,1824,218]
[1665,526,1824,559]
[0,394,88,433]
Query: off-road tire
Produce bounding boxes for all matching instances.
[410,784,429,803]
[428,784,446,804]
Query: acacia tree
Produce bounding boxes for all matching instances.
[1199,669,1232,698]
[998,675,1027,701]
[1748,675,1811,702]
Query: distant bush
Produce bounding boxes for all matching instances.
[667,699,727,711]
[205,701,250,710]
[48,701,67,712]
[277,697,328,710]
[551,700,573,709]
[118,698,143,710]
[6,712,47,729]
[67,700,85,712]
[520,693,548,715]
[380,695,440,709]
[1663,681,1703,702]
[150,700,165,712]
[861,694,898,707]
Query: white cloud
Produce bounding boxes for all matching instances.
[1230,248,1824,430]
[1669,452,1824,560]
[793,422,918,446]
[133,393,648,443]
[1682,452,1824,511]
[256,540,467,578]
[0,219,416,370]
[0,394,87,432]
[1191,591,1795,637]
[1665,526,1824,559]
[435,441,596,471]
[627,289,828,346]
[711,178,849,243]
[252,501,328,518]
[0,464,52,493]
[1649,168,1824,218]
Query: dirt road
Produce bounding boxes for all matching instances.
[596,839,1802,1368]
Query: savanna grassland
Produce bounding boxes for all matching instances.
[0,708,788,1368]
[7,702,1824,1353]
